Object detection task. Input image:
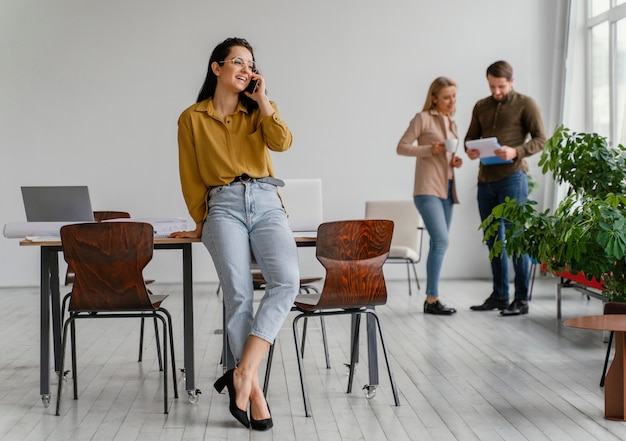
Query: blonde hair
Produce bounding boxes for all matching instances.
[422,76,457,114]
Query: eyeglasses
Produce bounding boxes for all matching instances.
[218,56,258,73]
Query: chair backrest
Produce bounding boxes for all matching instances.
[93,211,131,222]
[60,222,155,312]
[310,219,393,310]
[365,200,423,253]
[604,302,626,314]
[64,211,132,286]
[279,179,323,234]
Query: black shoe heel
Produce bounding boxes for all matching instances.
[250,404,273,431]
[214,369,250,428]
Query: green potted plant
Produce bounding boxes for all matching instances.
[481,125,626,302]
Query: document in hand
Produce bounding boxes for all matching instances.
[465,137,513,165]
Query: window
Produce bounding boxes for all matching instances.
[587,0,626,145]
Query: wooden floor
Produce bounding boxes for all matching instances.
[1,276,625,441]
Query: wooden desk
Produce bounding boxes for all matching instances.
[565,315,626,420]
[20,237,202,407]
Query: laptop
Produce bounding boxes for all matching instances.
[21,186,95,222]
[279,179,323,237]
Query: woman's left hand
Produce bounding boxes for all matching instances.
[245,73,265,101]
[451,155,463,168]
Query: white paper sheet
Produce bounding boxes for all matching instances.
[3,221,89,239]
[465,137,513,165]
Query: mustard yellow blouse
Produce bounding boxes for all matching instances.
[177,98,293,222]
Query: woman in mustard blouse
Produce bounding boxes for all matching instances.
[170,37,299,431]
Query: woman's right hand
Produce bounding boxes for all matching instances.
[169,230,201,239]
[168,221,203,239]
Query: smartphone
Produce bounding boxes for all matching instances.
[246,79,258,94]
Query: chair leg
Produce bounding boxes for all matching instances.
[347,313,361,394]
[293,314,312,417]
[155,313,169,414]
[159,308,178,398]
[405,261,413,296]
[70,320,77,399]
[263,342,275,398]
[55,317,74,416]
[320,316,330,369]
[138,317,145,362]
[601,330,614,387]
[152,316,164,371]
[368,310,400,406]
[61,292,71,324]
[410,261,420,290]
[301,317,308,356]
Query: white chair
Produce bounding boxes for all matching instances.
[365,200,424,295]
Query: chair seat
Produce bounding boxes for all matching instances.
[149,294,168,309]
[388,245,420,262]
[294,293,322,308]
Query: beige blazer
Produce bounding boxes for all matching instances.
[397,109,459,203]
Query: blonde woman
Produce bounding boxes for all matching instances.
[397,77,462,315]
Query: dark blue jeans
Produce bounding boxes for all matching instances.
[477,171,529,302]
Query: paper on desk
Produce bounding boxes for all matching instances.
[3,218,189,239]
[3,221,87,239]
[103,217,189,238]
[465,137,513,165]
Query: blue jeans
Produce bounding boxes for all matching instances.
[477,171,530,302]
[202,181,300,362]
[414,180,454,297]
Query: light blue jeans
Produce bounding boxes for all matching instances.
[414,180,454,297]
[202,181,300,362]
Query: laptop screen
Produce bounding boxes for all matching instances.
[280,179,323,235]
[21,186,95,222]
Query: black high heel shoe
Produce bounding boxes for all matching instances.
[250,403,273,431]
[214,369,250,428]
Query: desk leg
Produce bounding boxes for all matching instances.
[39,248,51,407]
[182,244,197,400]
[605,330,626,420]
[49,252,62,372]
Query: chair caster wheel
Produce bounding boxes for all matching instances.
[362,385,377,399]
[187,389,201,404]
[41,395,50,408]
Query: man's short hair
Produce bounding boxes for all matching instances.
[486,61,513,80]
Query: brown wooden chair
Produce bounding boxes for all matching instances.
[600,301,626,387]
[271,219,400,416]
[62,211,162,368]
[56,222,177,415]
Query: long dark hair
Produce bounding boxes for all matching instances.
[196,37,259,112]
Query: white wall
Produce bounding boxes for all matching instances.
[0,0,566,287]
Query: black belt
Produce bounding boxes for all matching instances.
[231,174,285,187]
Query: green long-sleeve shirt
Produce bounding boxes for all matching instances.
[464,90,547,183]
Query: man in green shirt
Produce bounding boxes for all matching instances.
[465,60,547,316]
